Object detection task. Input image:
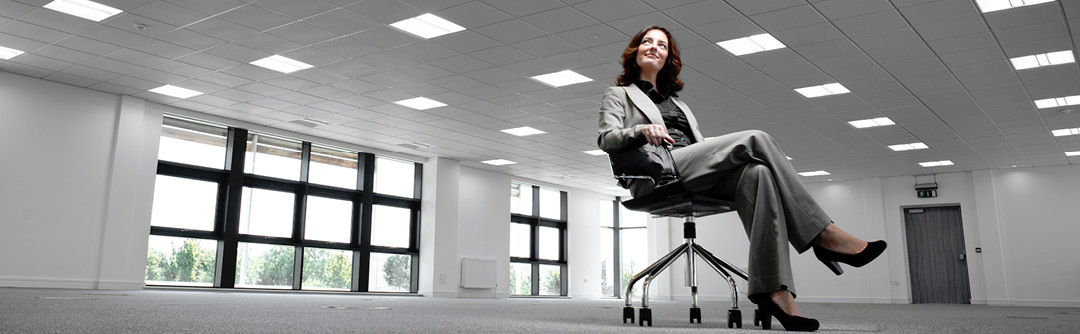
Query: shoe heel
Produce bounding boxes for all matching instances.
[824,260,843,275]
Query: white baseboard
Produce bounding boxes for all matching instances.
[0,276,97,289]
[458,289,498,299]
[986,298,1080,308]
[95,280,145,290]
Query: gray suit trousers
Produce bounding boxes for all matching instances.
[670,130,832,297]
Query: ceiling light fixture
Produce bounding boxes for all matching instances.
[482,159,516,166]
[1010,50,1074,70]
[390,13,465,39]
[1035,95,1080,109]
[149,85,204,99]
[795,83,850,98]
[848,117,895,129]
[250,55,313,74]
[531,70,593,87]
[584,150,607,156]
[394,97,446,110]
[1052,127,1080,137]
[716,33,786,56]
[919,160,954,167]
[1065,151,1080,156]
[798,170,830,177]
[0,45,25,60]
[888,142,929,151]
[501,126,546,137]
[975,0,1055,13]
[44,0,122,22]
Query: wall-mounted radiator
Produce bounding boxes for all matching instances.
[460,258,496,289]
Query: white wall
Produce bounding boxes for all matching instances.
[0,72,161,289]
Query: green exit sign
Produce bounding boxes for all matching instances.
[917,189,937,198]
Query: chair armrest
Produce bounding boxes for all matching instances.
[609,144,681,187]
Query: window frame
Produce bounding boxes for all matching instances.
[509,183,568,297]
[148,115,422,293]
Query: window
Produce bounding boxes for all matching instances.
[509,182,567,296]
[147,115,422,293]
[600,197,648,298]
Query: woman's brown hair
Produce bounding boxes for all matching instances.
[616,25,683,96]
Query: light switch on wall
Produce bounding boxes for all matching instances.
[439,274,446,285]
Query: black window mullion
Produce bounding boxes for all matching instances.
[216,127,248,289]
[355,153,376,292]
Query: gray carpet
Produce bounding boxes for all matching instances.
[0,287,1077,333]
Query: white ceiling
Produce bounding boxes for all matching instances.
[3,0,1080,195]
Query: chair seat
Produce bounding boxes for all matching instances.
[622,182,734,218]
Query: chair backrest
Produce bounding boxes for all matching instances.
[608,145,734,218]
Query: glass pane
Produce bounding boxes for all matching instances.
[539,188,561,220]
[509,262,532,295]
[620,206,648,228]
[600,199,614,228]
[158,116,227,169]
[239,187,294,238]
[601,227,614,297]
[510,183,532,215]
[371,205,410,248]
[301,247,352,291]
[374,157,415,198]
[538,226,559,261]
[369,253,412,292]
[150,175,217,231]
[145,235,216,287]
[309,145,358,189]
[621,228,647,298]
[509,223,531,258]
[304,196,352,244]
[539,264,561,296]
[235,242,294,289]
[244,133,302,181]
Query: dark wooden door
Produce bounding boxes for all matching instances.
[904,206,971,304]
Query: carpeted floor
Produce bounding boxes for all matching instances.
[0,287,1077,333]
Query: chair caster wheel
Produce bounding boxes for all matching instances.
[728,308,742,328]
[640,308,652,327]
[623,306,635,324]
[690,307,701,324]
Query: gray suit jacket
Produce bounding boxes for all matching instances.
[597,85,704,195]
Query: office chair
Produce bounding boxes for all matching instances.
[610,144,750,328]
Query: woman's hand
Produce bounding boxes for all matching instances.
[641,124,675,147]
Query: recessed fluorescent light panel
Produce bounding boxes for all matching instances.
[975,0,1055,13]
[1034,95,1080,109]
[1010,50,1074,70]
[798,171,830,177]
[919,160,954,167]
[1066,151,1080,156]
[250,55,313,74]
[390,13,465,39]
[531,70,592,87]
[716,33,786,56]
[501,126,546,137]
[584,150,607,156]
[1052,127,1080,137]
[482,159,516,166]
[44,0,122,22]
[394,97,446,110]
[795,83,850,98]
[149,85,204,99]
[848,117,895,129]
[0,45,25,60]
[888,142,929,151]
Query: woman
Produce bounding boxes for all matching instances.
[597,26,887,332]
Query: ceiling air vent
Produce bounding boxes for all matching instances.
[289,118,329,128]
[397,142,434,150]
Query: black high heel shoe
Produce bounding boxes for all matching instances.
[813,240,887,275]
[754,299,819,332]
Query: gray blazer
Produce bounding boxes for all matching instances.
[597,85,705,194]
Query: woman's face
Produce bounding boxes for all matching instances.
[636,29,669,74]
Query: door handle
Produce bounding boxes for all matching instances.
[958,253,966,261]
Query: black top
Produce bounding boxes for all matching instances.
[633,81,695,148]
